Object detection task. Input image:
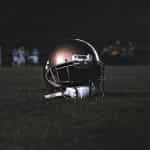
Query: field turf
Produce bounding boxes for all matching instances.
[0,66,150,150]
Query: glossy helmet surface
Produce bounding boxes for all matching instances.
[43,39,104,95]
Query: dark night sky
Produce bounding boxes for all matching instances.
[0,0,150,48]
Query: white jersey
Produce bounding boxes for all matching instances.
[17,49,26,64]
[12,48,26,66]
[28,48,40,64]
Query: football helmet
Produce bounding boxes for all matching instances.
[43,39,104,99]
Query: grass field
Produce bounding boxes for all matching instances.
[0,66,150,150]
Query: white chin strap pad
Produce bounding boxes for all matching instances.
[64,86,90,98]
[44,86,94,99]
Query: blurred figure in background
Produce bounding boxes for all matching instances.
[114,40,121,48]
[108,40,122,64]
[12,45,26,67]
[102,40,136,65]
[128,41,135,56]
[27,48,40,65]
[127,41,135,64]
[12,47,18,66]
[120,47,129,64]
[17,45,26,66]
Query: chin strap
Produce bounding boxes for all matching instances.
[44,86,91,99]
[44,92,64,99]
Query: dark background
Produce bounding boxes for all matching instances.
[1,0,150,48]
[1,0,150,66]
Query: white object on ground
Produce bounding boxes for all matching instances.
[64,86,90,98]
[44,86,91,99]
